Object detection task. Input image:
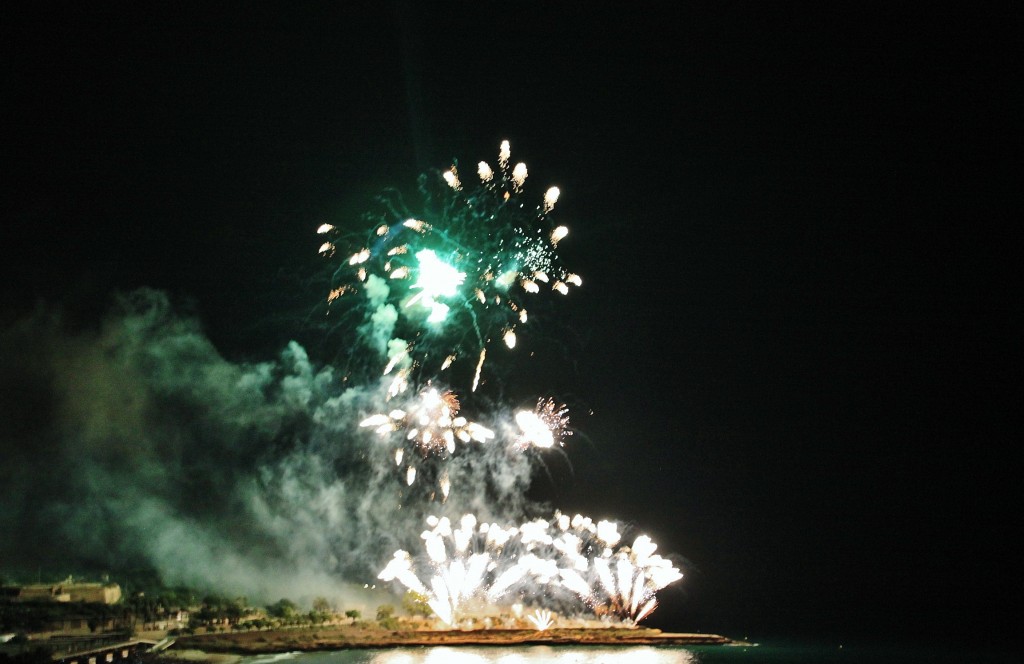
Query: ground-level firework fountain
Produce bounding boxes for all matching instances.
[378,512,682,628]
[319,141,684,628]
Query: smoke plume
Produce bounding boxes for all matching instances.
[0,288,541,607]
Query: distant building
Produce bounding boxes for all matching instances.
[12,579,122,604]
[13,585,71,602]
[141,610,189,632]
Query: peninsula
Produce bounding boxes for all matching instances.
[163,624,738,659]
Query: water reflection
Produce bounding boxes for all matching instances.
[245,654,303,664]
[364,646,696,664]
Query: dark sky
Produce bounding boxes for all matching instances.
[2,2,1019,645]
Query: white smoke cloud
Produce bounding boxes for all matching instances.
[0,288,545,607]
[359,274,399,359]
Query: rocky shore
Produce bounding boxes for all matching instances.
[163,625,737,659]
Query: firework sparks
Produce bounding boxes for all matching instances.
[319,140,580,380]
[527,608,555,630]
[514,398,571,450]
[377,512,682,626]
[360,385,495,493]
[543,187,560,214]
[443,167,462,190]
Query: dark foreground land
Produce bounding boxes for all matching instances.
[167,625,737,657]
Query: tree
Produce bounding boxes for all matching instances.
[312,596,332,613]
[401,590,433,618]
[202,594,226,609]
[376,604,400,630]
[344,609,361,622]
[266,598,298,619]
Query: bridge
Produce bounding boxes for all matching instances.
[48,635,164,663]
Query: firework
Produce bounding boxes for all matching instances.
[518,512,683,624]
[320,140,581,385]
[359,385,495,495]
[360,387,495,455]
[514,397,571,450]
[378,514,516,625]
[316,141,685,627]
[527,608,555,630]
[357,368,574,500]
[377,512,683,626]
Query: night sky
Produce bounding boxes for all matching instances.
[2,2,1019,646]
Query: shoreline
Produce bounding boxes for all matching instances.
[164,626,739,658]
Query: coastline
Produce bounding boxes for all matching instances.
[162,626,738,660]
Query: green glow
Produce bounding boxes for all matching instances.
[322,141,579,373]
[425,300,450,324]
[414,250,464,297]
[413,249,465,323]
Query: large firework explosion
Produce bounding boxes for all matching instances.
[319,141,682,628]
[317,139,580,389]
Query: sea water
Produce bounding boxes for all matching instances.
[237,642,1017,664]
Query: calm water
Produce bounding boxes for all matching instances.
[236,642,1017,664]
